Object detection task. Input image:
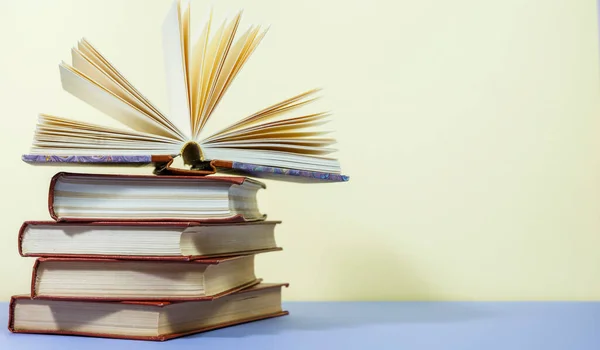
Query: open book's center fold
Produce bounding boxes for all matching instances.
[181,141,204,164]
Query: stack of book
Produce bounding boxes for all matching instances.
[10,0,349,342]
[9,172,288,341]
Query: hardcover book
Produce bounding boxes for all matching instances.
[21,0,349,183]
[30,255,262,301]
[19,220,281,260]
[10,282,288,341]
[47,172,266,222]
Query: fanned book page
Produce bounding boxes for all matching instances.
[22,0,348,183]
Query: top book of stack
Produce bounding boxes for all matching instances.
[21,0,349,184]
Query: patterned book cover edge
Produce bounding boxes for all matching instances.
[21,154,350,182]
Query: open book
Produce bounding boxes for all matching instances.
[21,0,348,183]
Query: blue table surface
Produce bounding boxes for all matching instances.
[2,301,600,349]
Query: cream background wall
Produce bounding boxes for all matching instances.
[0,0,599,301]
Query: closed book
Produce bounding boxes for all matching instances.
[9,283,288,341]
[30,255,262,301]
[19,220,281,260]
[48,172,266,222]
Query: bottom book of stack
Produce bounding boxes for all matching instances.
[9,282,288,341]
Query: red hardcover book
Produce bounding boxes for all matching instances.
[47,172,267,222]
[9,283,289,341]
[18,220,282,260]
[30,255,263,301]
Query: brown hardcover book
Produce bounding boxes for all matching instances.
[9,283,289,341]
[18,220,282,260]
[47,172,267,222]
[30,255,262,301]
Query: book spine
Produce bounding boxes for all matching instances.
[30,259,42,298]
[47,173,64,221]
[7,296,17,332]
[17,222,28,257]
